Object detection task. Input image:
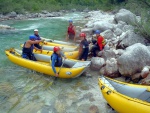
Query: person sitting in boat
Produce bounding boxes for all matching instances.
[34,29,42,49]
[91,30,106,57]
[78,32,89,61]
[22,35,43,61]
[66,20,76,42]
[51,46,66,77]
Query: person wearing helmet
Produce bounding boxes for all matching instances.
[22,35,44,60]
[51,46,66,77]
[66,20,76,42]
[91,30,106,57]
[33,29,42,49]
[78,32,89,61]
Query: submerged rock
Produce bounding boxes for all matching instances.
[118,43,150,76]
[89,105,99,113]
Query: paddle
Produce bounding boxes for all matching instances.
[46,58,66,87]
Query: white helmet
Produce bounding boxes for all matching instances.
[34,29,38,32]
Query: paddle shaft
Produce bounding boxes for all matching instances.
[58,58,65,75]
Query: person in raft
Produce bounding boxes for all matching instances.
[91,30,106,57]
[78,32,89,61]
[51,46,66,77]
[66,20,76,42]
[22,35,44,60]
[34,29,42,49]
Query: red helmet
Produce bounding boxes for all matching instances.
[53,46,60,52]
[79,33,86,37]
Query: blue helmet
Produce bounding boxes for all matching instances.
[95,30,101,34]
[29,35,36,40]
[69,19,73,23]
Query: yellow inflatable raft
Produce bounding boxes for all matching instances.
[98,76,150,113]
[5,48,90,79]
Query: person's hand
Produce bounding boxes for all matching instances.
[41,39,45,42]
[55,73,59,77]
[39,49,42,53]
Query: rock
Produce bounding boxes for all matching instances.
[89,105,99,113]
[71,9,76,12]
[114,9,137,24]
[131,73,141,83]
[117,31,146,49]
[81,28,93,35]
[141,74,150,85]
[54,100,66,113]
[123,25,134,32]
[83,8,89,12]
[101,29,115,39]
[118,43,150,76]
[114,28,123,36]
[116,49,124,56]
[93,21,114,32]
[0,25,14,29]
[41,10,49,14]
[85,21,94,28]
[115,21,127,30]
[102,49,116,60]
[141,66,150,78]
[8,11,17,18]
[90,57,105,71]
[104,58,120,78]
[103,44,110,51]
[45,13,55,17]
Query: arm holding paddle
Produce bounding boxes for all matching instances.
[51,55,59,77]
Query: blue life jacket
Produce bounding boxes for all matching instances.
[51,53,62,67]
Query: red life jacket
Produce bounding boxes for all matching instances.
[68,25,75,35]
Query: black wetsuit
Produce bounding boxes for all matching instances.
[34,34,42,49]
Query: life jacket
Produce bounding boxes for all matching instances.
[68,25,75,35]
[51,53,62,67]
[98,35,106,46]
[80,39,89,49]
[34,34,41,40]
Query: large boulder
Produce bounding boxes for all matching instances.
[114,9,137,24]
[101,29,115,39]
[117,31,146,49]
[100,58,120,78]
[123,25,134,32]
[90,57,105,71]
[118,43,150,76]
[93,21,114,32]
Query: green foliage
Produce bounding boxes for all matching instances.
[0,0,126,14]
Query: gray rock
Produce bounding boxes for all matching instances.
[100,58,120,78]
[141,66,150,78]
[117,31,146,49]
[71,9,76,12]
[131,73,141,83]
[101,29,115,39]
[114,9,137,24]
[89,105,99,113]
[83,8,89,12]
[45,13,55,17]
[8,11,17,18]
[41,10,49,14]
[118,43,150,76]
[93,21,114,32]
[90,57,105,71]
[102,49,116,60]
[123,25,134,32]
[104,44,110,51]
[81,28,93,35]
[114,28,123,36]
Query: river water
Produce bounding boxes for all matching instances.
[0,12,116,113]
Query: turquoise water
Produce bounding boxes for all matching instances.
[0,13,115,113]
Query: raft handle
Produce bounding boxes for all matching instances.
[106,90,111,95]
[101,85,105,90]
